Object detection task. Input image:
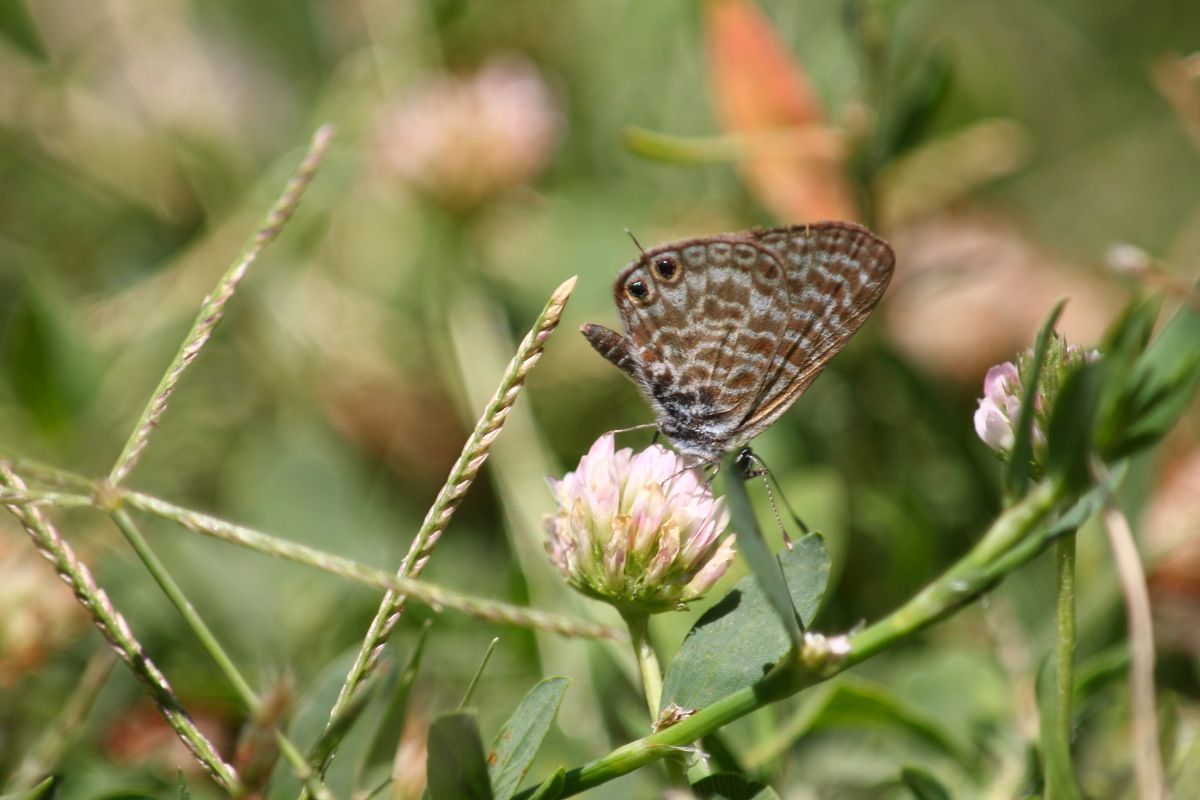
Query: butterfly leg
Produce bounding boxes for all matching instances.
[733,448,808,549]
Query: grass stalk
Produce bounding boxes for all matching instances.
[1103,501,1165,800]
[0,466,241,792]
[122,489,618,641]
[107,125,334,487]
[109,509,261,710]
[318,276,578,755]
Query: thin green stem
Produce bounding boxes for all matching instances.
[1044,532,1082,800]
[277,735,340,800]
[122,489,619,641]
[514,477,1072,798]
[0,467,240,792]
[107,125,334,487]
[109,509,261,711]
[0,487,94,508]
[619,609,689,789]
[620,609,663,721]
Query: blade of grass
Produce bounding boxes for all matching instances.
[1101,498,1164,800]
[0,466,240,791]
[722,455,803,650]
[314,277,579,775]
[460,639,500,710]
[121,489,619,641]
[107,125,334,487]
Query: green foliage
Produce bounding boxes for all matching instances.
[2,1,1200,799]
[661,535,828,713]
[801,681,972,766]
[487,678,569,800]
[719,467,809,651]
[1096,295,1200,461]
[1,289,96,438]
[690,773,778,800]
[426,713,493,800]
[1043,359,1104,494]
[900,766,952,800]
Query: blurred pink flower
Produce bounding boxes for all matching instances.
[376,55,561,213]
[544,434,736,613]
[0,533,83,687]
[884,214,1123,382]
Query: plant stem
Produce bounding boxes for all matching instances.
[619,607,690,789]
[514,477,1071,799]
[848,479,1063,665]
[110,509,262,711]
[1103,502,1165,800]
[123,490,617,641]
[620,609,663,720]
[1044,532,1082,800]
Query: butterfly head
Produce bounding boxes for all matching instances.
[619,250,685,307]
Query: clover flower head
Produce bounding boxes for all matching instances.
[543,434,736,613]
[375,55,561,213]
[974,333,1100,469]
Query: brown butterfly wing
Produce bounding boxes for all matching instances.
[606,233,791,456]
[583,222,893,459]
[737,223,894,439]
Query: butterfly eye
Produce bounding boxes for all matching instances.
[654,257,678,280]
[627,279,649,299]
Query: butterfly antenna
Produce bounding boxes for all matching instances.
[771,471,810,537]
[625,228,645,254]
[735,449,803,549]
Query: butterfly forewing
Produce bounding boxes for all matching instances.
[743,224,894,435]
[584,221,894,461]
[615,236,790,426]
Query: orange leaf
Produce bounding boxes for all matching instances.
[705,0,858,222]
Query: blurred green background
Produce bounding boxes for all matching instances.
[2,0,1199,797]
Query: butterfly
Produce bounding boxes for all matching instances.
[581,222,895,465]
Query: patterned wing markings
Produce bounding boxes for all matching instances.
[743,225,894,435]
[614,237,769,428]
[585,221,895,460]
